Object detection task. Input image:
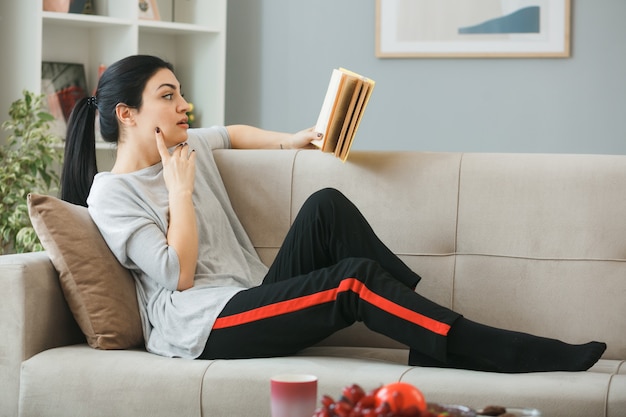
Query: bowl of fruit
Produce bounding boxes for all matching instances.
[313,382,475,417]
[314,383,540,417]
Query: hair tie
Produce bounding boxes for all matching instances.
[87,96,98,109]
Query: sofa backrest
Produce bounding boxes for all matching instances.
[214,149,626,360]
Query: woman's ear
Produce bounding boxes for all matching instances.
[115,103,136,127]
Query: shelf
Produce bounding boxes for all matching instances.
[95,141,116,150]
[42,11,219,35]
[138,20,219,35]
[52,141,115,151]
[42,11,131,28]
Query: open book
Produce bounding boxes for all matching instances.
[312,68,375,162]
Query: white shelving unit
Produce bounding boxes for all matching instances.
[0,0,226,169]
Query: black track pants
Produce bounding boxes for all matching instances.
[200,188,460,361]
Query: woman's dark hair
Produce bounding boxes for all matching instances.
[60,55,174,206]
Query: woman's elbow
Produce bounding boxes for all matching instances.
[176,272,195,291]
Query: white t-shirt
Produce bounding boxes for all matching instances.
[88,127,268,358]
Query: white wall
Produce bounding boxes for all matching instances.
[225,0,626,154]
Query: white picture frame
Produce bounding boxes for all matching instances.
[376,0,571,58]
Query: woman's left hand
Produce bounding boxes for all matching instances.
[286,127,322,149]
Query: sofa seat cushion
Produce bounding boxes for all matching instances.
[19,345,625,417]
[404,362,622,417]
[19,345,212,417]
[27,193,143,349]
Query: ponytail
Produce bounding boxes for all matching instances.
[60,96,98,207]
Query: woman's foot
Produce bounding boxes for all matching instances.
[409,317,607,373]
[447,318,607,373]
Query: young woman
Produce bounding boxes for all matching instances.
[61,55,606,372]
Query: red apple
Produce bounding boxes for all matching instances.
[374,382,427,414]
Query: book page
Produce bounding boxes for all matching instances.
[337,78,375,162]
[312,69,344,149]
[335,81,368,160]
[335,79,364,155]
[322,74,361,152]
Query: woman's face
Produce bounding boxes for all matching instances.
[135,68,190,148]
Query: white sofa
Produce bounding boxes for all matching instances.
[2,149,625,417]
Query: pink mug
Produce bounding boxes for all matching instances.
[270,374,318,417]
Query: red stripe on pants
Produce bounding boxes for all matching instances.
[212,278,450,336]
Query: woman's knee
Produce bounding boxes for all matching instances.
[302,187,355,215]
[307,187,346,205]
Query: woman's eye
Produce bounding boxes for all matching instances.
[163,93,174,100]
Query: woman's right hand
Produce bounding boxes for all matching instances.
[155,127,197,196]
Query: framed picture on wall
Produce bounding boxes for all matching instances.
[41,62,88,137]
[376,0,571,58]
[138,0,160,20]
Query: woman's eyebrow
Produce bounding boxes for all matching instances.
[156,83,179,91]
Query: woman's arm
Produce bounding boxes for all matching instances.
[226,125,321,150]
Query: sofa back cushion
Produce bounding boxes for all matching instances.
[215,149,626,359]
[27,193,143,349]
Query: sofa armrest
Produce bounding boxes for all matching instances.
[1,252,83,417]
